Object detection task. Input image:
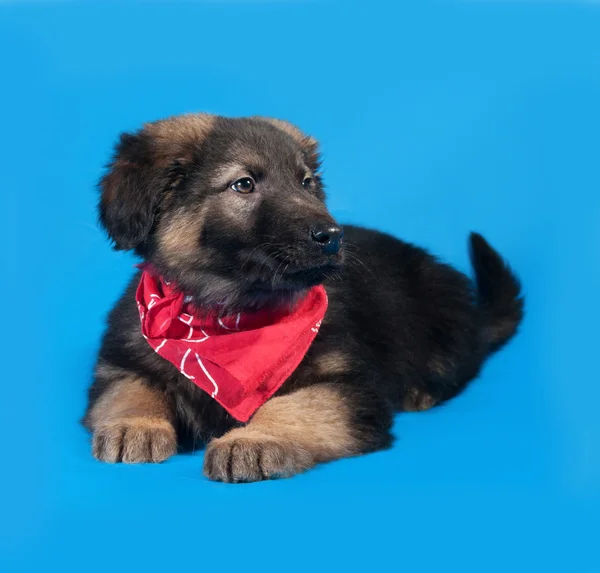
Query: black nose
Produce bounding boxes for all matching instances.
[310,225,344,255]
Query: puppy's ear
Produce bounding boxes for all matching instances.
[98,131,175,251]
[302,135,322,175]
[260,117,322,173]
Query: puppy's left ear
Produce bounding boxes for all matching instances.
[260,117,322,174]
[303,135,322,177]
[98,130,178,251]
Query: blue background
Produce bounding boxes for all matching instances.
[1,1,599,571]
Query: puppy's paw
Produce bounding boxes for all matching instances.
[402,388,437,412]
[92,418,177,463]
[203,433,314,483]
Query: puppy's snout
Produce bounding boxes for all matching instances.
[310,224,344,255]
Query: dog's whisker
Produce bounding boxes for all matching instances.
[241,242,278,270]
[344,249,378,282]
[271,255,292,287]
[271,258,286,286]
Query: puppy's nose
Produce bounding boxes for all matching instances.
[310,225,344,255]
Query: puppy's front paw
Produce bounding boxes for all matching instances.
[203,433,314,483]
[92,418,177,463]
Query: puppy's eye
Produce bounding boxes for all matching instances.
[302,176,314,189]
[231,177,255,194]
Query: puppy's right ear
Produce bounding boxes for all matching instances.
[98,131,172,251]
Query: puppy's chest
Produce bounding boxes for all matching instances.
[168,372,240,442]
[162,336,345,441]
[148,299,356,440]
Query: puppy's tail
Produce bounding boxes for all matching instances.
[469,233,524,353]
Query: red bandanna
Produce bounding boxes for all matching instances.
[135,267,328,422]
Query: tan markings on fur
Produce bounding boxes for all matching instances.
[87,374,173,429]
[144,113,216,167]
[92,417,177,463]
[260,117,317,148]
[250,386,357,460]
[210,162,249,189]
[204,434,313,482]
[204,385,358,481]
[158,203,208,258]
[146,113,216,145]
[402,388,437,412]
[315,351,351,377]
[228,146,265,171]
[88,373,177,463]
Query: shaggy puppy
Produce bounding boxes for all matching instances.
[83,114,523,482]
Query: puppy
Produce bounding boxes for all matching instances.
[83,113,523,482]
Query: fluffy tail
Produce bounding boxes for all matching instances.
[469,232,524,352]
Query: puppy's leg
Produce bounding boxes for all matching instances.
[203,383,393,482]
[85,367,177,464]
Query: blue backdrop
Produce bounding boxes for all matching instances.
[1,2,599,572]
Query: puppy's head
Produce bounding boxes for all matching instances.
[99,114,343,310]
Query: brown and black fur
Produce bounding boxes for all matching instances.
[83,113,524,482]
